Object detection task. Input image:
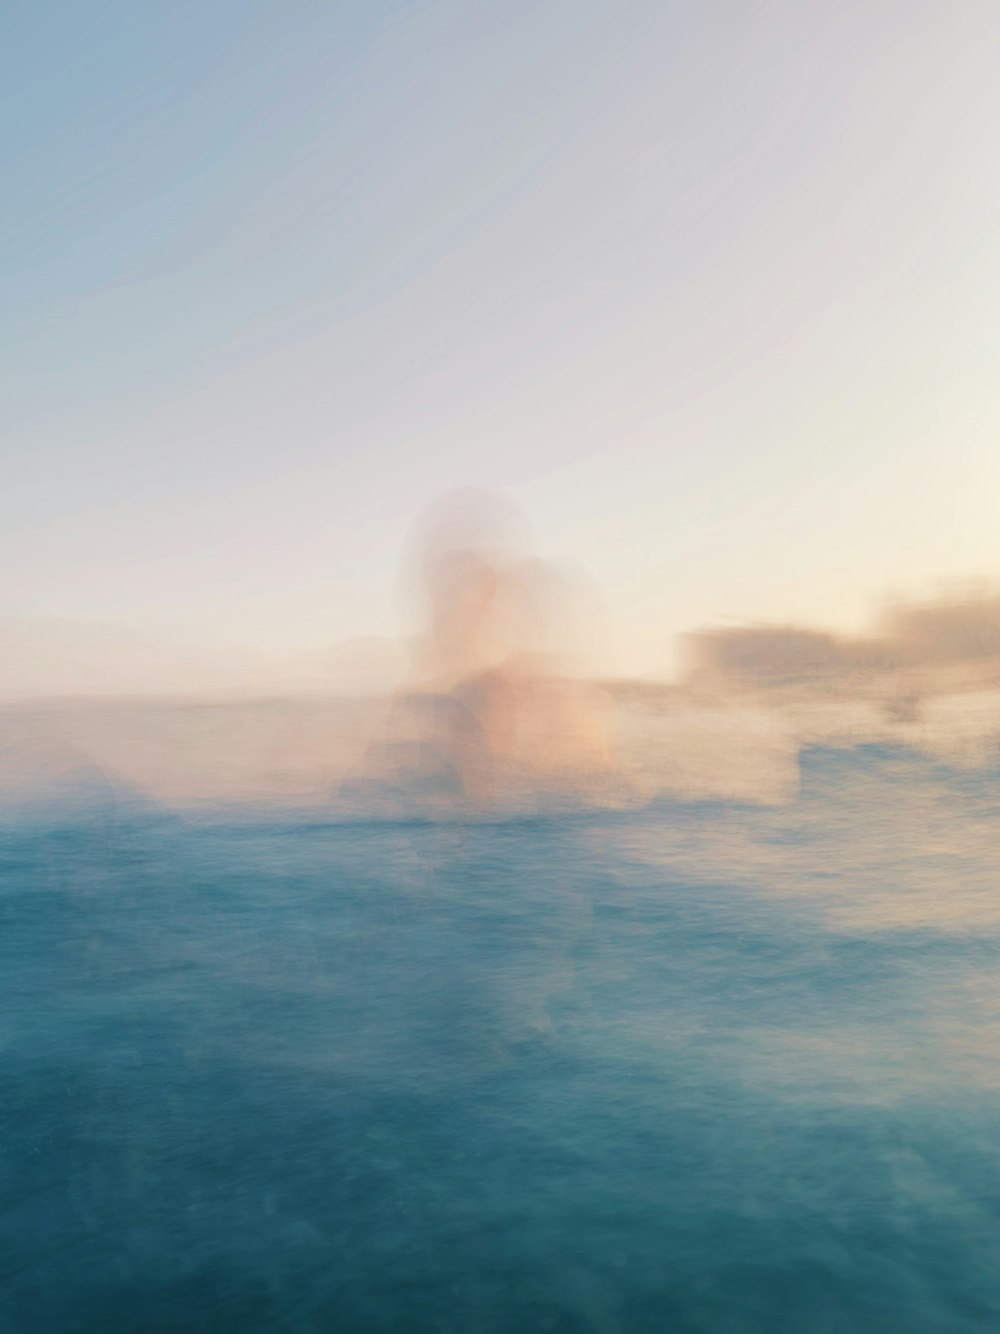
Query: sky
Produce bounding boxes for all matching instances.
[4,0,1000,686]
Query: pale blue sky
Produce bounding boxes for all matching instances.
[4,0,1000,679]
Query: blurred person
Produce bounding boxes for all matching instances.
[346,490,615,810]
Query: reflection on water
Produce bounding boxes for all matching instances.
[2,743,1000,1331]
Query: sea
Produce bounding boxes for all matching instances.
[2,711,1000,1331]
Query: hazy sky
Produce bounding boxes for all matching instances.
[4,0,1000,678]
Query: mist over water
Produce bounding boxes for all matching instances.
[7,495,1000,822]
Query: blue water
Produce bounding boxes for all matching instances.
[3,747,1000,1331]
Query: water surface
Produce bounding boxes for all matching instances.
[3,745,999,1331]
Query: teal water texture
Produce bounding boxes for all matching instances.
[2,746,1000,1332]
